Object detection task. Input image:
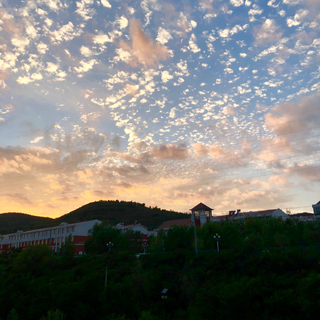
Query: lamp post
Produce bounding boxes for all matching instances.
[161,288,168,299]
[107,241,113,251]
[105,242,113,287]
[214,233,220,252]
[142,243,148,254]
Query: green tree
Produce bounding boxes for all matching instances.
[6,309,19,320]
[84,223,129,254]
[12,245,56,277]
[40,309,66,320]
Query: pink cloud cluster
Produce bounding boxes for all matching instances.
[119,19,169,68]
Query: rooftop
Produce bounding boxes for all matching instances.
[157,218,191,230]
[190,203,213,211]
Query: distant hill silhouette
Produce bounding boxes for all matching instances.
[0,213,54,234]
[0,200,190,234]
[55,200,189,229]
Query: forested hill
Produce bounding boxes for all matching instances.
[55,200,189,229]
[0,200,189,233]
[0,213,54,234]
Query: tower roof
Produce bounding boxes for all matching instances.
[190,202,213,211]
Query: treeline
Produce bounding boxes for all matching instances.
[1,218,320,320]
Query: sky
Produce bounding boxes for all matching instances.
[0,0,320,218]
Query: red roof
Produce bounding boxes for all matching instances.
[124,223,148,229]
[157,218,191,230]
[190,203,213,211]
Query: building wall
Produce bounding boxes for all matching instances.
[271,209,288,220]
[0,219,101,254]
[312,204,320,219]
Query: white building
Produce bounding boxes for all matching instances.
[115,222,149,235]
[312,201,320,220]
[212,208,289,221]
[0,220,101,254]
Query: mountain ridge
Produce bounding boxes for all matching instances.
[0,200,189,234]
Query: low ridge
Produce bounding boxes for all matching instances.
[0,200,189,234]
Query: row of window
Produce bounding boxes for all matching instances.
[8,226,76,241]
[5,236,75,248]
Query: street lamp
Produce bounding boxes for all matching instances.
[107,242,113,251]
[142,243,148,254]
[214,233,221,252]
[161,288,168,299]
[105,242,114,288]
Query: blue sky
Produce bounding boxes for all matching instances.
[0,0,319,217]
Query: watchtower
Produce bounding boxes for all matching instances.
[190,203,214,227]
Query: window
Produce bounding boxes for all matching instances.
[72,226,75,232]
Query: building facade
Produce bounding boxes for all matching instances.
[312,201,320,220]
[191,203,214,227]
[0,220,101,255]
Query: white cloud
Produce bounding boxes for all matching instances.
[156,27,172,45]
[11,37,30,53]
[117,16,128,29]
[16,76,33,84]
[76,0,95,20]
[74,59,97,74]
[26,24,38,39]
[240,53,247,57]
[50,22,82,44]
[41,0,63,12]
[189,34,201,53]
[46,62,59,73]
[161,70,173,83]
[93,34,112,44]
[283,0,301,5]
[37,42,48,54]
[230,0,244,7]
[80,45,93,57]
[30,136,44,143]
[101,0,111,8]
[230,25,243,36]
[169,107,176,118]
[31,73,43,80]
[219,29,230,38]
[287,9,309,27]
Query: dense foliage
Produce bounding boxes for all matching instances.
[1,218,320,320]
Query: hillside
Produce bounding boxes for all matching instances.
[55,200,189,229]
[0,213,54,234]
[0,200,189,233]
